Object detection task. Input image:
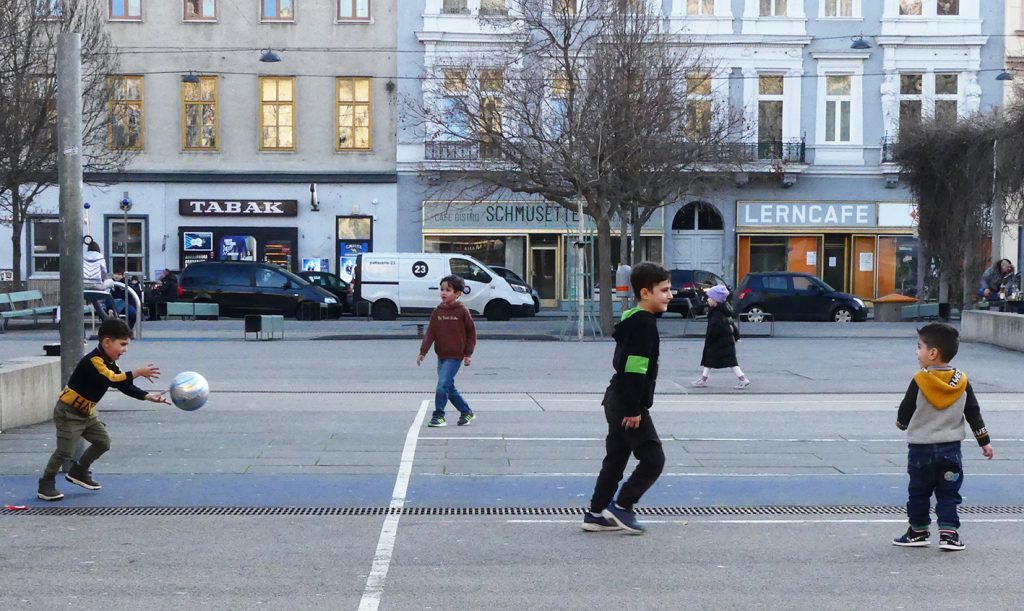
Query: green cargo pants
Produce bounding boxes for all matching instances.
[43,402,111,478]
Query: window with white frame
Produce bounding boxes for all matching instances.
[760,0,787,16]
[552,0,575,15]
[184,0,215,20]
[898,72,958,133]
[687,0,714,15]
[442,0,468,14]
[548,72,568,137]
[480,0,507,15]
[822,0,853,17]
[479,69,504,158]
[109,0,141,20]
[441,68,469,139]
[824,75,851,142]
[29,217,60,275]
[261,0,293,20]
[685,72,713,138]
[338,0,369,20]
[936,0,958,15]
[108,217,147,275]
[36,0,62,19]
[758,75,784,144]
[899,0,921,15]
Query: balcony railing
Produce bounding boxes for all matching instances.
[440,6,471,15]
[424,138,806,164]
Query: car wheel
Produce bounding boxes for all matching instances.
[744,305,766,323]
[533,297,540,314]
[371,300,398,321]
[484,300,512,321]
[832,306,853,323]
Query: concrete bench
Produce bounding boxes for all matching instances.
[901,303,939,321]
[244,314,284,341]
[166,302,220,320]
[0,357,61,431]
[0,290,58,333]
[962,310,1024,352]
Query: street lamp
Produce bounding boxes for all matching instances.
[182,72,201,84]
[259,49,282,63]
[996,70,1014,81]
[850,36,871,50]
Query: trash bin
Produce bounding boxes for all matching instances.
[874,293,917,322]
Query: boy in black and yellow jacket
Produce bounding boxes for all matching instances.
[892,323,993,551]
[37,319,167,501]
[584,262,672,535]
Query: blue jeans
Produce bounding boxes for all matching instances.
[434,358,471,419]
[906,442,964,530]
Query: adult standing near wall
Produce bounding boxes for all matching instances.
[979,259,1016,300]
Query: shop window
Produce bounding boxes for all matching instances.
[262,0,293,20]
[749,236,787,272]
[108,217,147,275]
[183,75,218,150]
[184,0,215,20]
[109,76,144,150]
[337,77,371,151]
[760,0,787,17]
[259,76,294,151]
[687,0,714,15]
[424,236,513,269]
[338,0,369,20]
[29,217,60,275]
[110,0,141,20]
[878,236,919,297]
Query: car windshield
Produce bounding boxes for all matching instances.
[277,268,309,286]
[500,268,526,285]
[814,278,835,292]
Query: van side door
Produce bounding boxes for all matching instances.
[399,256,443,313]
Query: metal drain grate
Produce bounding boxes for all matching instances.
[4,505,1023,517]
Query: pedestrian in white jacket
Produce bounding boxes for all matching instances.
[84,242,116,320]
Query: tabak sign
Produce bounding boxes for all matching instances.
[179,199,298,217]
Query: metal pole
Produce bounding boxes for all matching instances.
[577,197,585,341]
[123,208,129,279]
[57,33,84,384]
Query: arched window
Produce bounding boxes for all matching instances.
[672,202,723,231]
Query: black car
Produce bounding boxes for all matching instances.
[178,261,342,318]
[667,269,729,317]
[298,271,353,314]
[735,272,867,322]
[489,266,540,314]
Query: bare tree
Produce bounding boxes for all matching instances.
[411,0,747,333]
[0,0,130,290]
[894,114,1006,317]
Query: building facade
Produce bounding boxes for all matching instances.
[1005,0,1023,270]
[0,0,397,290]
[397,0,1008,305]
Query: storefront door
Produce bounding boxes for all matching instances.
[531,247,557,307]
[823,236,847,291]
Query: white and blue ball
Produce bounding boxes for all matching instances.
[169,371,209,411]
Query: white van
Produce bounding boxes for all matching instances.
[354,253,536,321]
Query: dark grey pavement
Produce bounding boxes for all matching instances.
[2,322,1023,609]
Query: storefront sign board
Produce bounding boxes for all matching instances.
[738,202,876,227]
[423,202,663,231]
[179,200,298,217]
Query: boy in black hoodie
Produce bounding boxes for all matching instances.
[583,262,672,534]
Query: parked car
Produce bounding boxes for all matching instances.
[354,252,534,321]
[735,272,867,322]
[178,261,341,318]
[298,271,353,314]
[667,269,729,317]
[489,266,540,314]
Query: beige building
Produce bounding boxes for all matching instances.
[1005,0,1023,268]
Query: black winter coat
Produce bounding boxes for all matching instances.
[700,302,740,369]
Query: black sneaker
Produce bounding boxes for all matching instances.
[37,478,64,501]
[65,464,101,490]
[601,502,645,535]
[457,412,475,426]
[892,527,930,547]
[939,530,965,551]
[582,511,622,532]
[427,417,446,428]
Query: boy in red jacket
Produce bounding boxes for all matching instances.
[416,274,477,427]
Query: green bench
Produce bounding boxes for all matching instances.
[0,290,59,333]
[244,314,284,341]
[165,302,219,320]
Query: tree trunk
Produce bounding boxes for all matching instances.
[916,243,926,300]
[630,213,643,265]
[618,209,629,266]
[10,188,25,291]
[596,214,615,336]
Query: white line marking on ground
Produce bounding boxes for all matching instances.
[506,518,1024,525]
[420,436,1024,443]
[425,472,1018,478]
[358,399,429,611]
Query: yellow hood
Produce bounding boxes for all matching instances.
[913,368,967,409]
